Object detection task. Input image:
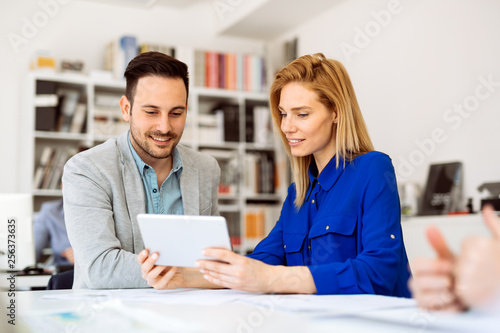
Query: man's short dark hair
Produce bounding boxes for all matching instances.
[124,51,189,106]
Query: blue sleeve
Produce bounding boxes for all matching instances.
[33,206,51,262]
[245,187,296,265]
[308,154,411,297]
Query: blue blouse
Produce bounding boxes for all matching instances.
[247,151,411,297]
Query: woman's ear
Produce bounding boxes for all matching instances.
[332,106,338,124]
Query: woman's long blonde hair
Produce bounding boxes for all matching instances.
[270,53,374,208]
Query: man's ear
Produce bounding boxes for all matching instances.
[120,95,131,122]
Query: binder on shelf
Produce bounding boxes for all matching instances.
[35,107,58,131]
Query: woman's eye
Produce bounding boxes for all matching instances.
[298,113,308,118]
[280,113,287,118]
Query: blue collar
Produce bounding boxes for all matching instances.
[308,155,348,192]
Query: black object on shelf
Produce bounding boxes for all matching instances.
[35,107,58,131]
[478,182,500,211]
[212,104,240,142]
[419,162,463,216]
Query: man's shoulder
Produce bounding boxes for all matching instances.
[71,136,124,165]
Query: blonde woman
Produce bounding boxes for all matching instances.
[138,53,411,297]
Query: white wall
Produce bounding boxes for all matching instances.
[0,0,265,193]
[270,0,500,210]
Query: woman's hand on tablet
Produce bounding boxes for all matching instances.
[196,249,277,293]
[196,248,316,294]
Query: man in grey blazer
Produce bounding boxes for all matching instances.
[63,52,220,289]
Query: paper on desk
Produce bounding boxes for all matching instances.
[238,294,416,316]
[42,288,257,306]
[359,306,500,333]
[21,299,200,333]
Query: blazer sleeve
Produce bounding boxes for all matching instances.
[209,156,220,216]
[308,154,410,296]
[63,154,149,289]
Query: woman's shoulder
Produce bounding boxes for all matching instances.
[353,151,391,163]
[350,151,394,172]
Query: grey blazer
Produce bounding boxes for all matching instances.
[62,131,220,289]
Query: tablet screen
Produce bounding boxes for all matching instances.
[137,214,232,267]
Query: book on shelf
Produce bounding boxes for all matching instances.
[211,104,239,143]
[246,105,273,145]
[34,146,78,190]
[197,113,222,144]
[57,87,81,132]
[93,92,125,137]
[33,146,55,189]
[194,49,266,92]
[139,43,175,57]
[244,205,280,240]
[69,103,86,133]
[200,149,239,196]
[104,35,138,79]
[244,152,276,196]
[220,211,241,248]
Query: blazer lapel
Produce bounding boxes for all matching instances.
[118,132,146,252]
[178,146,200,216]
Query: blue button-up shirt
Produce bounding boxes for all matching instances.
[247,151,411,297]
[128,137,184,215]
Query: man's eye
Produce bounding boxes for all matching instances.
[145,110,156,115]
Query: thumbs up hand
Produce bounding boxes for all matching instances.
[409,226,466,311]
[454,205,500,308]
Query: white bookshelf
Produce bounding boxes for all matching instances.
[22,62,288,254]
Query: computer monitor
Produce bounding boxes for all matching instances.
[0,194,35,270]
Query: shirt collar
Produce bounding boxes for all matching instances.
[128,134,183,175]
[308,155,348,192]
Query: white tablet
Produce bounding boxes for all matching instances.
[137,214,232,267]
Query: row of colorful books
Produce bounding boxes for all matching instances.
[194,50,267,92]
[244,205,281,239]
[104,36,267,92]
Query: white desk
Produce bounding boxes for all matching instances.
[2,289,498,333]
